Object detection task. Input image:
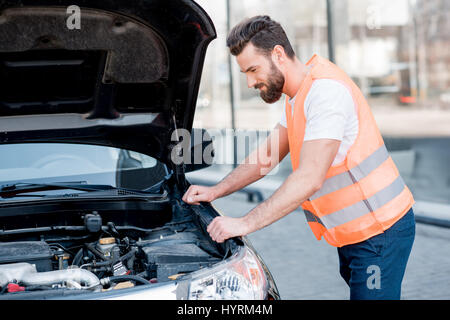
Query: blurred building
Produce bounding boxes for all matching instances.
[195,0,450,131]
[413,0,450,106]
[193,0,450,205]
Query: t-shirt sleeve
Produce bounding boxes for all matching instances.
[303,79,354,142]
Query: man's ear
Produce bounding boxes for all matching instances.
[272,45,286,62]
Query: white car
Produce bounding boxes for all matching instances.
[0,0,279,300]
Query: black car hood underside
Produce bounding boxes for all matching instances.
[0,0,216,164]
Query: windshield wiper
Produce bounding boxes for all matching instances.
[0,181,153,198]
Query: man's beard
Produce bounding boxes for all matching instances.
[256,61,285,104]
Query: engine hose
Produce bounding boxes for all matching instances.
[119,247,137,262]
[101,275,151,286]
[81,260,112,269]
[80,247,137,269]
[85,243,108,261]
[72,249,84,266]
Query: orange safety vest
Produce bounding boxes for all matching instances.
[286,54,414,247]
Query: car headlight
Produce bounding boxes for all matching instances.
[187,246,268,300]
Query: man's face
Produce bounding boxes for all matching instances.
[236,43,285,104]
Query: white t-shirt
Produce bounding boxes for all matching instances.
[279,79,359,166]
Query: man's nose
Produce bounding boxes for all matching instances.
[247,76,257,89]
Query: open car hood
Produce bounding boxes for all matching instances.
[0,0,216,165]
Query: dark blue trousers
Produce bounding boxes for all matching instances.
[337,208,415,300]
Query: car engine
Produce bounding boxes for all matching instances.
[0,206,224,297]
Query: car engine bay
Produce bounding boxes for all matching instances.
[0,198,230,298]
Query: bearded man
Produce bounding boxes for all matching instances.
[183,15,415,300]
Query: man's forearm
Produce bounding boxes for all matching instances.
[241,168,321,234]
[214,128,287,199]
[211,125,288,200]
[214,161,265,198]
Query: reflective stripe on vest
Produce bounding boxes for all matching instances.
[305,174,406,230]
[309,144,389,201]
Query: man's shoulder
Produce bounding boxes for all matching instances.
[309,78,350,95]
[306,79,353,104]
[304,78,356,117]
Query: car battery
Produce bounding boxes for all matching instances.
[0,241,53,272]
[141,242,219,282]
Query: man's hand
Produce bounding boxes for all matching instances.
[182,185,219,205]
[207,216,249,243]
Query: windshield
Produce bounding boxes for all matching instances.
[0,143,169,196]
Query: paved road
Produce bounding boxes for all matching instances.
[211,191,450,300]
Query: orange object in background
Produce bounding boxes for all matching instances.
[399,95,417,104]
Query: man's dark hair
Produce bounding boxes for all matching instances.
[226,15,295,59]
